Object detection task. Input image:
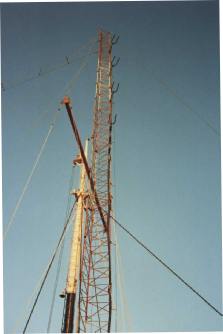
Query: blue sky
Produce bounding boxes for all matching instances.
[1,1,222,333]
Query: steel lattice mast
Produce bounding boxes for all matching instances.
[61,29,118,333]
[77,29,115,333]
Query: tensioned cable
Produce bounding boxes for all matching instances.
[3,51,97,91]
[2,51,96,166]
[111,216,223,317]
[111,206,128,332]
[47,165,75,333]
[11,39,97,327]
[2,63,67,114]
[2,77,72,165]
[23,199,77,334]
[66,40,96,97]
[2,33,99,86]
[117,244,132,331]
[111,253,127,332]
[112,215,132,332]
[2,35,98,113]
[3,102,62,242]
[12,198,77,334]
[118,43,220,136]
[3,45,94,239]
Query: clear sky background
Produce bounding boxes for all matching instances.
[1,1,222,333]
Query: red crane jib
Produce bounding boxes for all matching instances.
[62,96,108,232]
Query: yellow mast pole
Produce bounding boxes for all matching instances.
[61,138,89,333]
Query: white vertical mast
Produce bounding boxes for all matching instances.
[67,138,89,294]
[61,138,89,333]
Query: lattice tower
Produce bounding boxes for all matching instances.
[77,29,113,333]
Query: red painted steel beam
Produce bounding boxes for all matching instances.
[62,97,108,231]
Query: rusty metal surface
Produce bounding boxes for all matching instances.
[77,29,114,333]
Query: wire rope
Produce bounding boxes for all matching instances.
[66,40,96,97]
[4,37,97,240]
[17,36,94,318]
[111,200,132,332]
[112,217,132,331]
[2,33,99,86]
[23,199,78,334]
[111,216,223,317]
[118,43,220,136]
[110,206,126,332]
[117,244,132,331]
[12,198,77,334]
[111,253,128,332]
[2,50,96,166]
[2,63,67,114]
[3,102,62,242]
[47,165,75,333]
[3,51,97,91]
[2,35,98,113]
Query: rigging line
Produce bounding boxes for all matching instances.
[111,216,223,317]
[12,198,77,334]
[2,81,73,165]
[2,60,69,114]
[47,165,75,333]
[3,102,62,242]
[3,33,99,85]
[4,51,98,91]
[111,206,129,332]
[112,217,132,332]
[118,43,220,137]
[37,33,99,68]
[23,201,77,334]
[2,52,94,166]
[117,243,132,331]
[111,253,128,332]
[66,40,96,97]
[3,37,97,113]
